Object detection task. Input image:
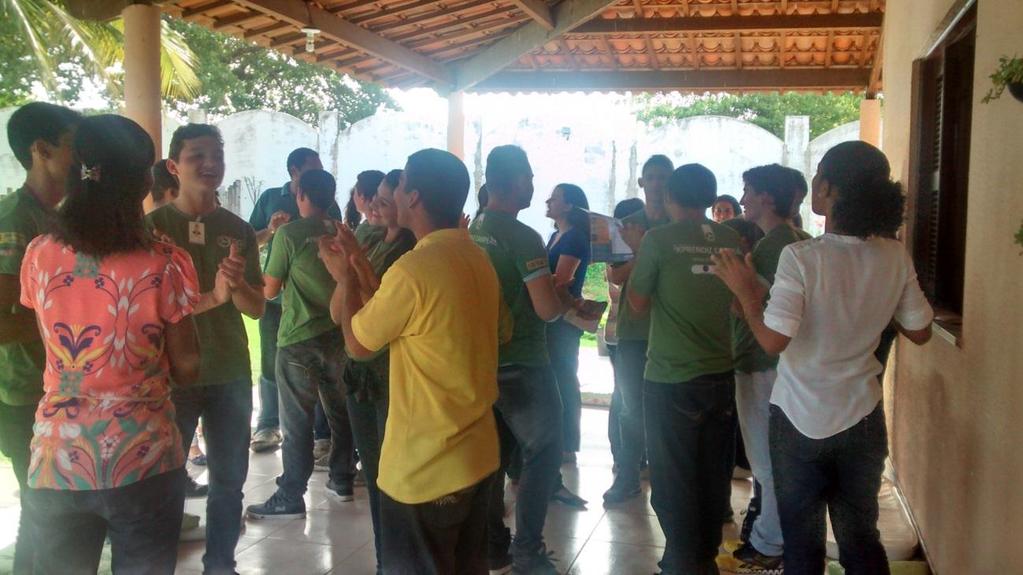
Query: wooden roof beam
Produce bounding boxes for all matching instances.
[570,12,884,34]
[233,0,454,85]
[181,0,234,19]
[467,68,872,92]
[244,21,289,38]
[212,10,271,30]
[509,0,555,31]
[451,0,621,91]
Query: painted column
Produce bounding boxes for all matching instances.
[447,91,465,159]
[122,3,162,154]
[859,97,882,148]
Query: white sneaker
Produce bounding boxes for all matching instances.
[250,428,282,453]
[312,438,332,460]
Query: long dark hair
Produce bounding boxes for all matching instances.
[343,170,386,230]
[818,141,903,238]
[555,183,590,232]
[53,115,154,257]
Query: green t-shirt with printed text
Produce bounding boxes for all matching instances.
[265,217,341,347]
[0,188,50,405]
[630,219,740,383]
[470,210,550,367]
[732,224,812,373]
[616,209,670,342]
[147,204,262,386]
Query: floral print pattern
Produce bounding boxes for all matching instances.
[20,236,199,490]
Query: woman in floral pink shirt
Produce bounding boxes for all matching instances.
[19,115,200,574]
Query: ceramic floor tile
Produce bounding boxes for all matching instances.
[267,508,374,551]
[328,542,377,575]
[589,510,667,547]
[234,537,352,575]
[567,540,665,575]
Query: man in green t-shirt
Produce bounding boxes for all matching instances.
[470,145,574,574]
[147,124,264,575]
[602,154,674,505]
[0,101,80,575]
[248,147,342,453]
[628,163,740,575]
[729,164,812,572]
[246,168,359,520]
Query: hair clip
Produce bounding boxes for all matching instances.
[81,165,101,182]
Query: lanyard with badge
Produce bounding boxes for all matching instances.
[189,217,206,245]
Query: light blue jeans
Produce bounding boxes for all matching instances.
[735,369,784,557]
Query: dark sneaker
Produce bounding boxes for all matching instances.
[488,553,513,575]
[602,479,641,505]
[185,476,209,499]
[551,485,588,508]
[250,428,282,453]
[511,545,558,575]
[246,490,306,520]
[326,478,355,502]
[733,542,783,574]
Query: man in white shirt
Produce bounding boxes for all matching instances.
[713,141,933,575]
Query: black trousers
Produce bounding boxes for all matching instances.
[24,467,186,575]
[645,374,736,575]
[0,401,36,575]
[380,476,493,575]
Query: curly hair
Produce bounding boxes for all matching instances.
[819,141,904,239]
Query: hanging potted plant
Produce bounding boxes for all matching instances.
[982,55,1023,103]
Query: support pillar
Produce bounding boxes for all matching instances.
[859,97,882,148]
[447,91,465,160]
[122,3,162,155]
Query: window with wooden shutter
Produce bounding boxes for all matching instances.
[908,2,975,339]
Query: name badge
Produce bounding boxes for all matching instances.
[189,221,206,245]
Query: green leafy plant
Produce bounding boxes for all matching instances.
[982,55,1023,103]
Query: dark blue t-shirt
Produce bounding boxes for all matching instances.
[547,226,590,297]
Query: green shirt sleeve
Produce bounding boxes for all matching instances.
[628,232,660,297]
[0,216,30,275]
[263,227,290,280]
[511,228,551,283]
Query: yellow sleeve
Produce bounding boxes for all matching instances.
[352,265,417,352]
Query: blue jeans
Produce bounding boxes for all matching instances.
[547,320,583,452]
[607,344,623,467]
[173,380,252,573]
[488,364,563,559]
[735,370,783,556]
[344,360,390,572]
[256,301,281,432]
[645,374,736,575]
[614,340,648,488]
[276,330,355,499]
[25,468,185,575]
[770,403,889,575]
[0,402,37,575]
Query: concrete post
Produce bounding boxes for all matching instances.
[122,3,162,154]
[447,91,465,159]
[859,98,883,148]
[318,111,342,178]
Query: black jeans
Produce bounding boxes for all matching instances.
[614,340,649,488]
[25,467,185,575]
[256,301,281,432]
[0,401,36,574]
[771,403,890,575]
[606,344,622,467]
[645,374,736,575]
[380,476,493,575]
[173,380,252,573]
[277,330,355,498]
[488,364,563,559]
[344,360,390,572]
[546,319,583,452]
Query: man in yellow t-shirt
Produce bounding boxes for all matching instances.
[320,148,501,574]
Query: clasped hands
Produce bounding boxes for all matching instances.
[318,224,379,302]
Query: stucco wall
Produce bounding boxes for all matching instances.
[883,1,1023,573]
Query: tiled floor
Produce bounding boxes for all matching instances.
[172,407,753,574]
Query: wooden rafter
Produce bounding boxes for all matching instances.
[825,30,834,68]
[369,0,502,33]
[212,10,271,29]
[644,36,659,69]
[232,0,453,84]
[632,0,644,18]
[779,30,786,67]
[559,39,580,70]
[734,32,742,69]
[181,0,234,18]
[509,0,555,31]
[347,0,441,26]
[388,9,522,43]
[452,0,621,90]
[244,20,289,38]
[468,68,872,92]
[596,35,618,69]
[687,32,699,69]
[570,12,884,34]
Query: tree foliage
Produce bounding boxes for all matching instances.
[165,18,395,127]
[635,92,864,139]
